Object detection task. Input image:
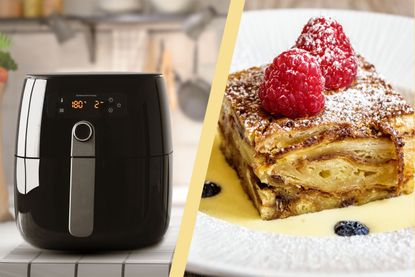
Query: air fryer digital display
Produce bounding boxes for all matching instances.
[49,93,126,117]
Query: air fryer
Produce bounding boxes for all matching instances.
[14,73,172,250]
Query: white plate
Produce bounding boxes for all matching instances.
[187,9,414,276]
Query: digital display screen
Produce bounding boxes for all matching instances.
[70,99,105,110]
[48,93,126,117]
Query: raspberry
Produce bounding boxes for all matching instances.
[296,16,353,54]
[296,16,357,90]
[320,48,358,90]
[259,48,325,118]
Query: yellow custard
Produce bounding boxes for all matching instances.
[199,133,415,236]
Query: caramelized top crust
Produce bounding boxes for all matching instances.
[225,55,414,154]
[225,56,414,140]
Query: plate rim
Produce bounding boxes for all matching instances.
[188,212,414,277]
[240,8,414,21]
[231,8,414,90]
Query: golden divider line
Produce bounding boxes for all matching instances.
[169,0,245,276]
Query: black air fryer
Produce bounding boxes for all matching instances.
[14,74,172,250]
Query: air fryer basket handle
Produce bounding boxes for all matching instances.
[68,121,95,237]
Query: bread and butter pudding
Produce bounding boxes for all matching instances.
[218,17,415,220]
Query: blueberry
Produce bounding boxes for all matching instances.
[334,220,369,237]
[202,181,221,198]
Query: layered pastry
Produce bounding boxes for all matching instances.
[219,54,415,220]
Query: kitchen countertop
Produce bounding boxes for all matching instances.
[0,187,187,277]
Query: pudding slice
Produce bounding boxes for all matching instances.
[219,56,415,220]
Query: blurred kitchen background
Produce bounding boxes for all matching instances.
[0,0,229,205]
